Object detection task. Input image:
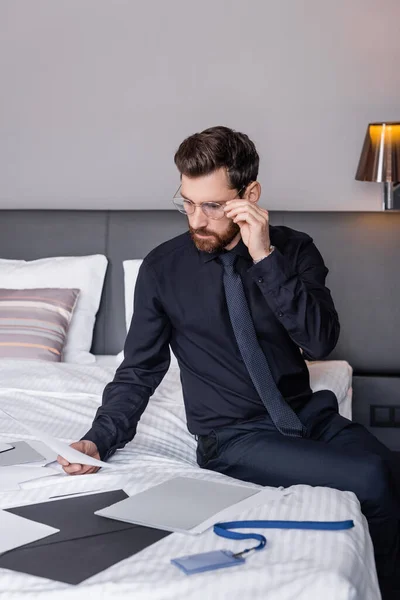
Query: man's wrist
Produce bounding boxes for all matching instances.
[81,428,109,461]
[252,245,275,264]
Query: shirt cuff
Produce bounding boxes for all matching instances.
[81,427,115,462]
[249,246,296,289]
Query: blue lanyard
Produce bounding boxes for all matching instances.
[213,519,354,558]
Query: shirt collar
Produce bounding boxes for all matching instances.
[199,236,251,263]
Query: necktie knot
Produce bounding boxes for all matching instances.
[219,252,237,269]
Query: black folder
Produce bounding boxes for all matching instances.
[0,489,170,585]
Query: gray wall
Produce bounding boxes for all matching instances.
[0,0,399,211]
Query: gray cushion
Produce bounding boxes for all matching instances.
[0,288,80,361]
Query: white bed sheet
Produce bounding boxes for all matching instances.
[0,360,379,600]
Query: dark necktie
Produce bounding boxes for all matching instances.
[220,252,306,438]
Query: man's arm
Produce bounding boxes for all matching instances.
[251,235,340,360]
[222,199,339,361]
[82,260,172,460]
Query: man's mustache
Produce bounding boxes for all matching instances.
[192,228,216,236]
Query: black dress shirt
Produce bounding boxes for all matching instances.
[84,225,340,460]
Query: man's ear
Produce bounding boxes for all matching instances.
[246,181,261,204]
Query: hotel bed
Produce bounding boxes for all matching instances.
[0,356,380,600]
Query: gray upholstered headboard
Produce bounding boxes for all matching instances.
[1,209,399,371]
[1,210,399,447]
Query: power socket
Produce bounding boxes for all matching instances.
[370,405,400,428]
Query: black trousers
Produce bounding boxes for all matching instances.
[196,391,400,600]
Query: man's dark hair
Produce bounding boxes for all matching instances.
[174,126,259,195]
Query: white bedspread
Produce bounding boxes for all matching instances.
[0,360,380,600]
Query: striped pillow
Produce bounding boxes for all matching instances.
[0,288,80,362]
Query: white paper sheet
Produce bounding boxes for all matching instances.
[0,465,60,493]
[0,408,112,470]
[0,509,59,553]
[27,440,59,464]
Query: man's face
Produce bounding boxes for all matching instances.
[181,169,241,253]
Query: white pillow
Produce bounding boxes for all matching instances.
[306,360,353,420]
[117,259,143,363]
[120,258,180,367]
[0,255,107,363]
[123,259,143,332]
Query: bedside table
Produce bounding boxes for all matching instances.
[352,376,400,451]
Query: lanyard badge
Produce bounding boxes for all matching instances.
[171,519,354,575]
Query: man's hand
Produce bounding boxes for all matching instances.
[224,200,271,262]
[57,440,100,476]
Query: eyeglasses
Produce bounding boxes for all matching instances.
[172,185,245,220]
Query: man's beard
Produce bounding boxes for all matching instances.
[189,221,240,253]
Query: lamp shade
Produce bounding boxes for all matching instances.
[355,122,400,182]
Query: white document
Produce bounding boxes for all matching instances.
[0,408,112,470]
[0,509,59,553]
[0,443,13,453]
[0,466,60,493]
[96,476,266,534]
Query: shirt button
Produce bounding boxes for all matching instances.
[258,277,264,283]
[278,311,284,317]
